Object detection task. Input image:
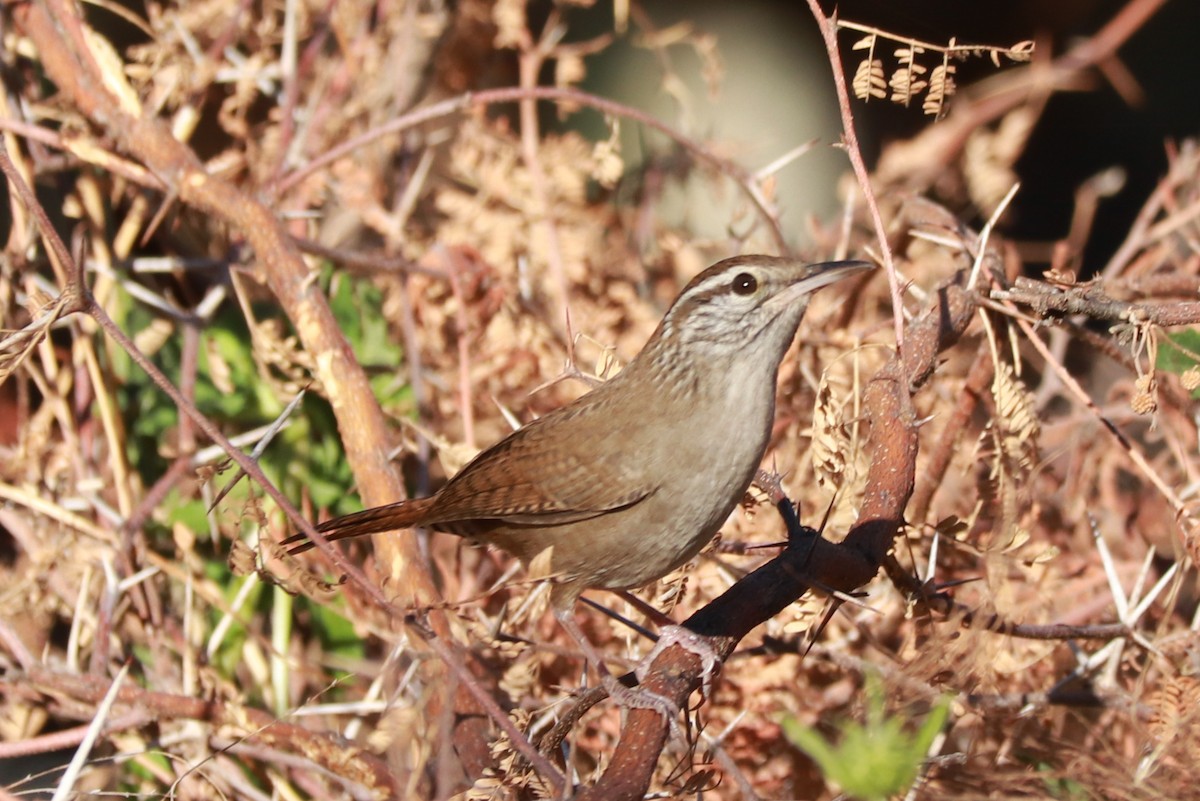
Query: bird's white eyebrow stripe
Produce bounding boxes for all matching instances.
[665,279,737,329]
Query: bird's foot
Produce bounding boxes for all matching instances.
[599,672,680,722]
[636,624,722,700]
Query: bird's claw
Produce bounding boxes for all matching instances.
[636,624,721,701]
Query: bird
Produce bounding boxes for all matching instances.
[285,254,870,706]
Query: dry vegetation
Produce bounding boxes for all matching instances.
[1,0,1198,799]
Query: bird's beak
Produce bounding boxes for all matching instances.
[767,259,874,310]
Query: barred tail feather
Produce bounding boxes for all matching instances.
[282,497,435,554]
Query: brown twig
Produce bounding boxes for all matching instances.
[995,276,1200,327]
[515,9,573,347]
[13,0,439,609]
[277,85,788,253]
[1017,315,1191,520]
[6,666,400,798]
[883,562,1133,642]
[293,236,449,280]
[1115,271,1200,298]
[7,4,510,786]
[909,342,993,525]
[0,139,85,313]
[406,614,567,795]
[804,0,905,352]
[0,711,153,758]
[875,0,1168,189]
[82,300,390,602]
[439,247,479,451]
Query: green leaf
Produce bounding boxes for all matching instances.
[781,672,951,800]
[306,599,365,662]
[1158,329,1200,374]
[168,495,211,533]
[327,270,403,369]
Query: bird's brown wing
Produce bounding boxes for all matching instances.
[427,397,656,525]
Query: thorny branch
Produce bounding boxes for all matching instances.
[995,276,1200,327]
[6,0,498,789]
[9,0,440,609]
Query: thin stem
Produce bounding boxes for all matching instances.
[804,1,905,352]
[277,86,788,254]
[83,297,393,611]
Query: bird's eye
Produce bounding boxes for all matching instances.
[732,272,757,295]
